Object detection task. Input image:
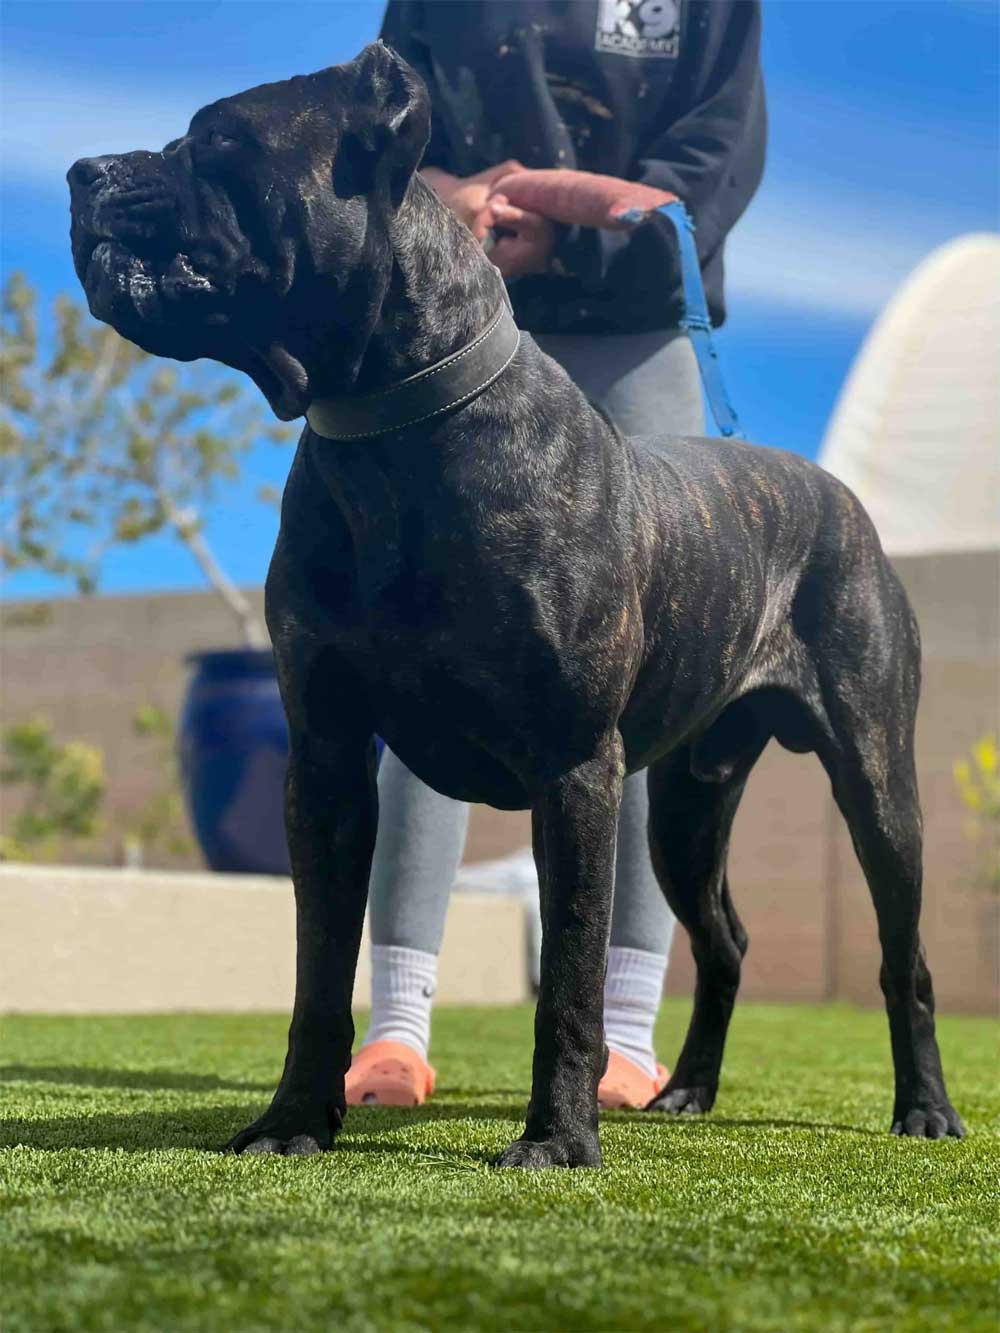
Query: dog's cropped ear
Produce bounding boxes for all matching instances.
[342,41,431,204]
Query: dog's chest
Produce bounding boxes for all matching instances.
[324,505,640,784]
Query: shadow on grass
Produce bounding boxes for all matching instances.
[0,1098,527,1154]
[0,1065,274,1094]
[0,1105,265,1152]
[639,1115,883,1137]
[1,1071,882,1155]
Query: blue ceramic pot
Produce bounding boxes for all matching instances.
[178,649,384,875]
[178,649,291,875]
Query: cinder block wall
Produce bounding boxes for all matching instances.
[2,551,997,1012]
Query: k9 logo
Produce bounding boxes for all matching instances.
[595,0,681,58]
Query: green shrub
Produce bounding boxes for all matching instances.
[0,717,104,861]
[954,734,1000,891]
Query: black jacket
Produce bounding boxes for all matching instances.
[380,0,766,334]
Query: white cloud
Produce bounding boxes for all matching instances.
[726,185,986,320]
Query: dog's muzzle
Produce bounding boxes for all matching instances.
[68,152,222,331]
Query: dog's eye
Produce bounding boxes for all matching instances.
[205,130,240,150]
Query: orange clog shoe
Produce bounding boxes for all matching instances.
[598,1051,669,1110]
[345,1040,437,1107]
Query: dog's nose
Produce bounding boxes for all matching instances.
[67,156,114,189]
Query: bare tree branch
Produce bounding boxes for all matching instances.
[1,272,296,634]
[158,490,267,647]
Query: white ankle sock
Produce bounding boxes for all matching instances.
[363,945,437,1060]
[603,946,667,1078]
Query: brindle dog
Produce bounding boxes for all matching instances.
[68,43,964,1165]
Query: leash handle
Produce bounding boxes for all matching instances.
[648,202,743,439]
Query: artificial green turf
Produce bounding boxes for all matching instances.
[1,1001,997,1333]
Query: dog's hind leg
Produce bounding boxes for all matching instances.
[813,634,965,1138]
[644,720,767,1116]
[498,733,624,1169]
[793,538,965,1138]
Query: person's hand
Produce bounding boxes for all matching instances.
[486,198,557,278]
[421,161,555,276]
[422,161,525,241]
[489,168,679,230]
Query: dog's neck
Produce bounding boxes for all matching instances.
[269,177,508,423]
[350,175,506,397]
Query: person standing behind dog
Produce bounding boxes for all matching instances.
[347,0,766,1109]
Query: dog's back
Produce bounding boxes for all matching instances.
[593,428,913,769]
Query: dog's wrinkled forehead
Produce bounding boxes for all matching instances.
[178,68,348,164]
[173,46,426,183]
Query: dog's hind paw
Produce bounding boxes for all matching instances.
[645,1085,715,1115]
[496,1135,602,1169]
[890,1104,966,1140]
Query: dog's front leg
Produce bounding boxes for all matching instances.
[227,726,377,1156]
[499,735,624,1169]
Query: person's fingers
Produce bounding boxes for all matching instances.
[491,244,535,279]
[490,171,610,226]
[490,224,554,278]
[490,234,531,275]
[490,169,678,229]
[455,187,534,242]
[476,202,510,237]
[520,218,556,251]
[469,209,494,243]
[609,192,680,228]
[488,173,528,201]
[490,205,555,241]
[491,201,558,230]
[488,200,528,225]
[472,159,526,187]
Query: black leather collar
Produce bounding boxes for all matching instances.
[306,300,520,442]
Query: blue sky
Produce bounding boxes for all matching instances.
[3,0,998,598]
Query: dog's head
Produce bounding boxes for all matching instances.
[67,43,430,419]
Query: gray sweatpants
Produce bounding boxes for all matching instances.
[369,329,704,956]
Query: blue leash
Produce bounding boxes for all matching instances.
[617,201,743,438]
[658,202,742,438]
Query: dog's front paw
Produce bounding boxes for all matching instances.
[226,1093,344,1156]
[646,1084,716,1115]
[497,1135,602,1169]
[890,1102,966,1140]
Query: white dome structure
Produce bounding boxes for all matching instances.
[819,234,1000,556]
